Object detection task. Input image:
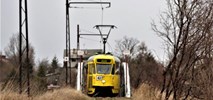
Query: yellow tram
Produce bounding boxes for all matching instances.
[84,53,121,96]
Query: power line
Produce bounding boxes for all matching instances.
[70,6,103,9]
[107,42,114,53]
[87,0,99,2]
[81,37,101,42]
[80,37,102,49]
[80,29,97,34]
[100,0,104,25]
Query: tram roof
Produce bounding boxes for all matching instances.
[87,54,121,63]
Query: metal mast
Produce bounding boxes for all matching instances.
[65,1,111,86]
[19,0,30,96]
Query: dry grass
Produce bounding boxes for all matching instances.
[34,88,90,100]
[0,84,174,100]
[0,91,29,100]
[133,84,176,100]
[133,84,163,100]
[0,88,91,100]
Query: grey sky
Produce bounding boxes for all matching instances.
[1,0,166,64]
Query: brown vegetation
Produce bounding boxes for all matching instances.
[133,84,161,100]
[115,37,164,89]
[0,92,28,100]
[34,88,90,100]
[0,83,168,100]
[152,0,213,99]
[0,88,90,100]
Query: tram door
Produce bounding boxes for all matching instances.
[87,63,95,89]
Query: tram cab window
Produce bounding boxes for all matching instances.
[96,64,112,74]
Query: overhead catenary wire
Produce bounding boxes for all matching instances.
[100,0,104,25]
[80,37,101,42]
[87,0,99,2]
[80,29,97,34]
[69,0,110,9]
[72,0,113,53]
[106,41,114,53]
[80,37,103,49]
[70,6,103,9]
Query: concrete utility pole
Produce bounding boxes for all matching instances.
[65,0,70,85]
[19,0,30,97]
[77,25,80,50]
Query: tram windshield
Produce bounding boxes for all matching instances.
[96,64,112,74]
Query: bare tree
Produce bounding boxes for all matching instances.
[152,0,213,99]
[115,36,139,58]
[115,36,164,88]
[4,34,21,66]
[4,33,35,81]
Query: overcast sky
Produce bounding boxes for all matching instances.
[1,0,166,64]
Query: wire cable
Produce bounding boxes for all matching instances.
[81,37,101,42]
[70,6,102,9]
[81,37,103,49]
[106,41,114,54]
[100,0,104,25]
[87,0,99,2]
[80,29,97,34]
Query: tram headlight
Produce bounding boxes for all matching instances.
[96,76,103,80]
[102,80,106,83]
